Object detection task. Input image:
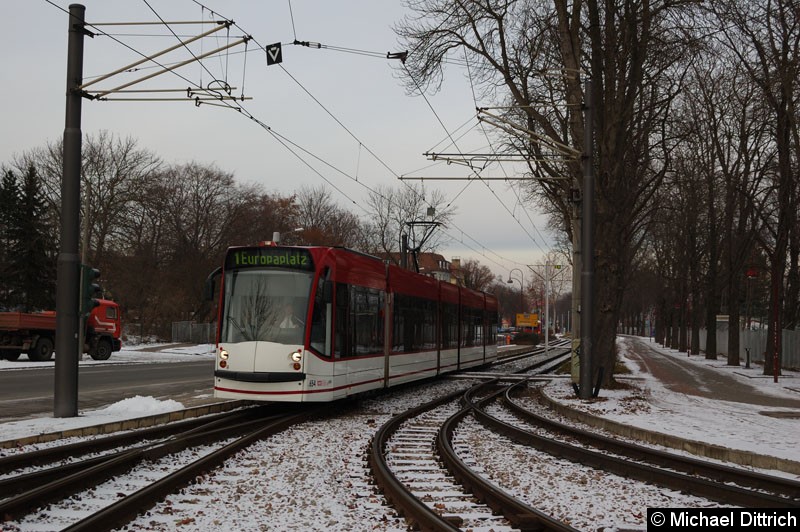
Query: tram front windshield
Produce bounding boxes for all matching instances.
[221,269,313,345]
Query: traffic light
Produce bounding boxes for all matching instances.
[80,264,102,317]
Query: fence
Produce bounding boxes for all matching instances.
[171,321,216,344]
[697,328,800,370]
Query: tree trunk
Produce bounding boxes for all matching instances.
[764,107,792,377]
[727,272,742,366]
[704,162,719,360]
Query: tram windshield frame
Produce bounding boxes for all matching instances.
[220,267,314,345]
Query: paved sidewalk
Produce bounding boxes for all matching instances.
[624,335,800,411]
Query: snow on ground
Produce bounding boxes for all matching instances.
[545,336,800,464]
[0,395,188,445]
[458,416,732,531]
[0,343,214,442]
[3,338,799,461]
[0,342,215,372]
[2,339,800,531]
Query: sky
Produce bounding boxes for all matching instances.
[2,337,798,530]
[0,0,555,281]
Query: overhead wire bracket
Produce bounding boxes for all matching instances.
[77,19,252,103]
[293,39,321,48]
[387,51,408,63]
[477,108,581,158]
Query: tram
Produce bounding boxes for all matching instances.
[207,240,498,402]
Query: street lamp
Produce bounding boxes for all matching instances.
[527,262,566,354]
[507,268,524,325]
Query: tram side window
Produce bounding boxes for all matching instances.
[422,298,436,349]
[334,283,351,358]
[460,307,468,347]
[309,269,330,357]
[393,295,406,352]
[441,302,458,349]
[393,294,412,352]
[334,284,385,358]
[393,294,436,352]
[461,306,479,347]
[488,311,498,344]
[351,286,384,356]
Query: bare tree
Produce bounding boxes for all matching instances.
[294,185,366,248]
[395,0,696,386]
[489,280,523,326]
[225,187,298,248]
[16,131,162,266]
[460,258,495,291]
[113,161,270,335]
[710,0,800,375]
[692,54,771,364]
[364,183,455,262]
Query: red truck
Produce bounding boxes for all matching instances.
[0,299,122,361]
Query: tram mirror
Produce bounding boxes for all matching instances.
[322,280,334,304]
[205,266,222,301]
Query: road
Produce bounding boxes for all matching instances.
[0,360,215,421]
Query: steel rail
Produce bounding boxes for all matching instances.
[436,382,580,532]
[467,380,798,508]
[0,409,272,497]
[64,410,316,532]
[503,382,800,501]
[0,408,296,519]
[368,388,466,532]
[0,405,260,474]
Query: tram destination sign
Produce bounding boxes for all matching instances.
[226,247,314,271]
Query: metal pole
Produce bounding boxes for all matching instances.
[401,234,408,270]
[508,268,524,326]
[78,185,91,361]
[579,80,594,399]
[55,4,85,417]
[545,261,549,355]
[772,274,780,383]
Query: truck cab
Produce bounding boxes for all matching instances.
[85,299,123,360]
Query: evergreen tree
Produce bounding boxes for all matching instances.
[6,165,56,310]
[0,170,21,308]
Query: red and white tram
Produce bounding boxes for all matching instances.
[207,241,498,402]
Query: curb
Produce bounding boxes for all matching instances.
[0,400,248,450]
[538,388,800,475]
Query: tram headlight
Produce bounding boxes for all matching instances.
[291,349,302,370]
[219,348,229,360]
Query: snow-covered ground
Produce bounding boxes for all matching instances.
[0,342,216,372]
[0,343,216,441]
[547,336,800,463]
[2,339,799,531]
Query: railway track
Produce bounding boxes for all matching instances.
[368,382,578,531]
[457,342,570,384]
[0,404,321,531]
[369,369,799,531]
[470,380,800,508]
[0,346,560,526]
[0,341,594,531]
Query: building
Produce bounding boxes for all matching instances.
[378,252,463,285]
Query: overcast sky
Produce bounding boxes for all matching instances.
[1,1,556,282]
